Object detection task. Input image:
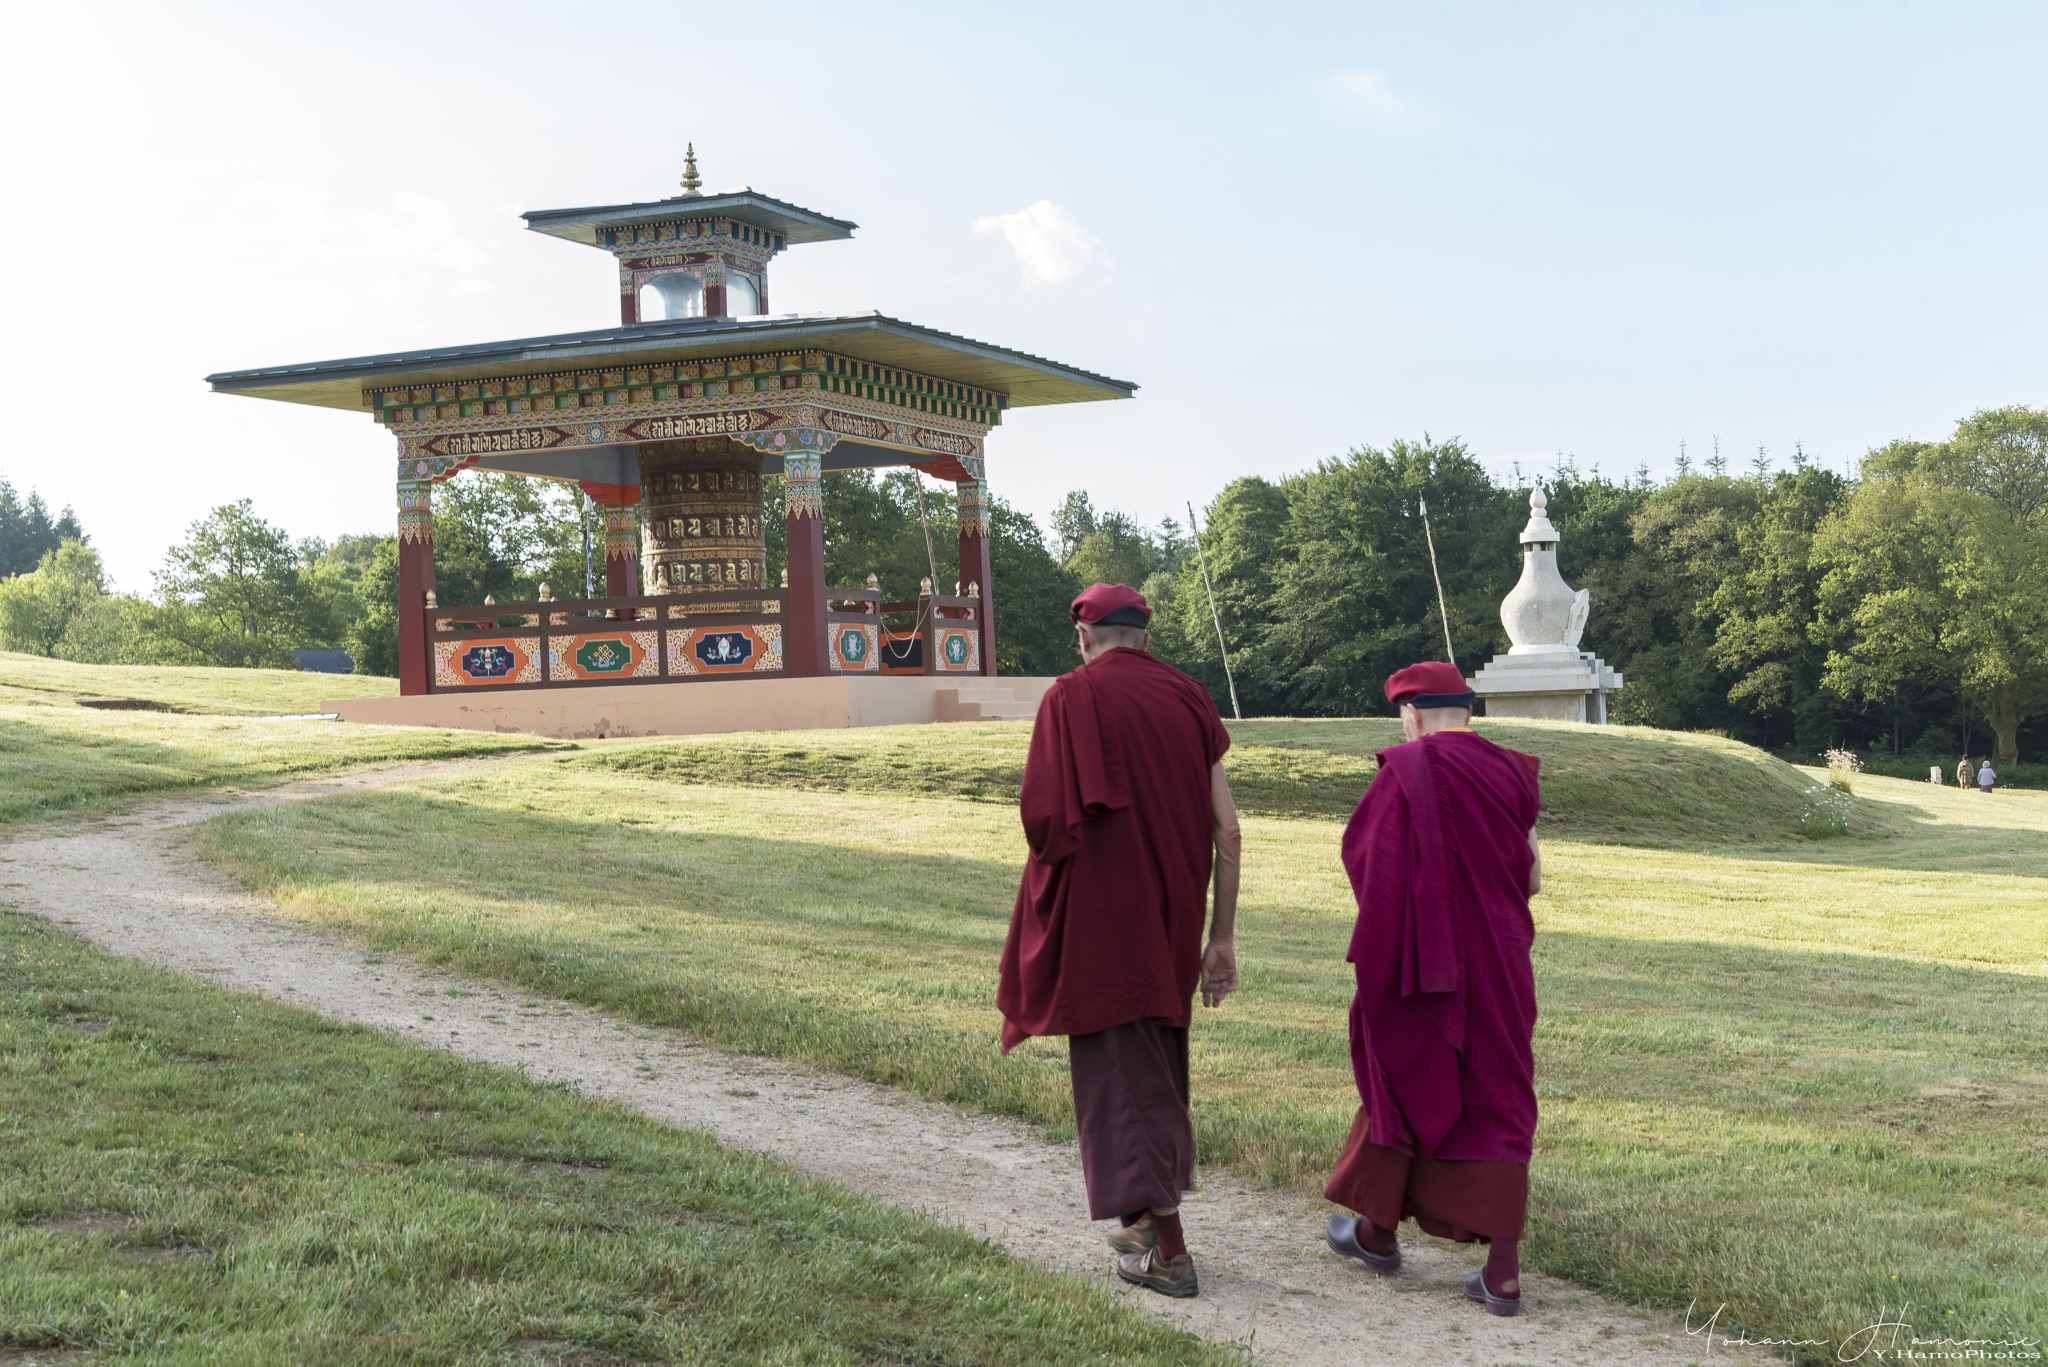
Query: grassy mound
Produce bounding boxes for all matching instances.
[0,651,394,716]
[574,714,1825,848]
[0,655,541,826]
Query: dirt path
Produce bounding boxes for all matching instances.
[1,767,1770,1366]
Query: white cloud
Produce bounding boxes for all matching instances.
[1320,69,1409,122]
[973,200,1103,287]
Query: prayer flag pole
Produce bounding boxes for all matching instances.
[1419,495,1457,669]
[1187,501,1242,721]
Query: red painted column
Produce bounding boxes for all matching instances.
[602,499,640,603]
[396,479,436,695]
[782,453,828,676]
[956,475,996,676]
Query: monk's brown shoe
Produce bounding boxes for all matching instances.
[1107,1215,1157,1256]
[1115,1248,1198,1298]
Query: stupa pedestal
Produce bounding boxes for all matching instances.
[1470,648,1622,722]
[1468,488,1623,724]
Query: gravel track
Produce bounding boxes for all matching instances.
[0,764,1771,1365]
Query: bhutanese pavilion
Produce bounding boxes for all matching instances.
[205,151,1133,737]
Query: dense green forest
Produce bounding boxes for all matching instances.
[4,403,2044,762]
[1140,406,2048,766]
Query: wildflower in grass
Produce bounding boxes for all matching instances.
[1800,784,1854,839]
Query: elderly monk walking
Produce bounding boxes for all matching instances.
[1322,661,1543,1317]
[998,582,1242,1299]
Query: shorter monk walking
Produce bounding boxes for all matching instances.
[998,583,1241,1299]
[1958,757,1973,792]
[1323,662,1542,1316]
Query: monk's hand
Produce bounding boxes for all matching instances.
[1201,938,1237,1007]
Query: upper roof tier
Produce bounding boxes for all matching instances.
[523,189,857,249]
[204,312,1136,411]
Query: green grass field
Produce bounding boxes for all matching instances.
[3,656,2039,1358]
[0,911,1231,1366]
[186,717,2048,1357]
[0,652,546,825]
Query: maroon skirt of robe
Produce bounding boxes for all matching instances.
[1324,1105,1527,1242]
[1069,1018,1194,1221]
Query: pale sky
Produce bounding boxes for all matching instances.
[4,1,2042,589]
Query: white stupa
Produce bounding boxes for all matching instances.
[1467,488,1623,723]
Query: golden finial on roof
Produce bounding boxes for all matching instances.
[680,144,703,197]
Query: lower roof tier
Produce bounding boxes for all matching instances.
[205,312,1135,414]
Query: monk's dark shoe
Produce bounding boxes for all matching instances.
[1115,1249,1198,1298]
[1107,1215,1157,1256]
[1464,1268,1521,1316]
[1326,1215,1401,1274]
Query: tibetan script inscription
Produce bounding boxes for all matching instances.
[821,411,895,442]
[422,427,573,457]
[623,411,775,442]
[912,427,976,456]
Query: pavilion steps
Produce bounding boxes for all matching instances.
[934,685,1042,723]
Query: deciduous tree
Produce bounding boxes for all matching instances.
[1817,409,2048,762]
[149,502,320,669]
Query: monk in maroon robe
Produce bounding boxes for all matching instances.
[998,582,1241,1300]
[1323,661,1542,1317]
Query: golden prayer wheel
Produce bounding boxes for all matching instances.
[635,439,767,596]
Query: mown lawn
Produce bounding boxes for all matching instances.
[580,713,1834,844]
[193,724,2048,1358]
[0,652,548,825]
[0,911,1232,1366]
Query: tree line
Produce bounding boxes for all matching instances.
[3,403,2042,762]
[1133,406,2048,765]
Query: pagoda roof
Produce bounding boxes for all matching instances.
[522,190,857,247]
[205,312,1136,411]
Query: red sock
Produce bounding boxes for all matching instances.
[1484,1238,1520,1296]
[1363,1219,1399,1256]
[1152,1211,1187,1260]
[1120,1210,1149,1228]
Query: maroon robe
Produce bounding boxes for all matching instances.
[998,647,1229,1219]
[1324,728,1541,1242]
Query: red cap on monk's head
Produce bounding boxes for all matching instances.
[1070,583,1152,628]
[1385,661,1475,708]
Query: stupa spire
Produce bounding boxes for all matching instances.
[680,144,703,197]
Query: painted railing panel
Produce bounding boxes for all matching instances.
[428,591,787,691]
[425,584,984,689]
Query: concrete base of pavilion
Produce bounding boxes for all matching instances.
[322,675,1057,741]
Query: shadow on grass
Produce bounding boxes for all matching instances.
[0,710,546,827]
[0,718,252,822]
[195,786,2047,1358]
[0,911,1224,1366]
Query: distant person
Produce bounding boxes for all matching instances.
[1980,760,1996,794]
[1323,662,1542,1318]
[1958,757,1973,792]
[996,582,1241,1300]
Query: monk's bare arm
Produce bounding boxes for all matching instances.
[1527,829,1543,898]
[1202,760,1241,1007]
